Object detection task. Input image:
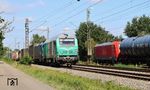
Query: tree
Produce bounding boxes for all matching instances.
[31,34,46,45]
[0,16,11,57]
[76,22,115,61]
[124,15,150,37]
[0,31,4,56]
[3,47,11,54]
[2,47,11,58]
[114,35,124,41]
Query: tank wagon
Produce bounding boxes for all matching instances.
[120,35,150,65]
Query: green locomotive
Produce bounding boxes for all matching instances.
[28,33,78,66]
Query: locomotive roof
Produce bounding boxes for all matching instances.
[33,33,76,46]
[95,42,113,47]
[49,33,76,41]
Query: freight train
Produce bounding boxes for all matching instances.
[94,35,150,66]
[9,34,150,66]
[17,33,78,66]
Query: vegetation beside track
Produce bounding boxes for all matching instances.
[78,61,144,69]
[2,58,135,90]
[114,63,143,69]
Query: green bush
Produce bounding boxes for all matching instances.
[19,55,32,65]
[1,57,14,64]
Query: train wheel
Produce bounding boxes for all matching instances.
[111,58,116,65]
[147,61,150,67]
[67,63,72,68]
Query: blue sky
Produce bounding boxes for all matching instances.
[1,0,150,50]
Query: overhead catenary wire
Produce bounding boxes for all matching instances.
[98,0,150,35]
[51,0,149,29]
[31,0,134,33]
[30,0,150,36]
[32,0,74,23]
[94,0,150,22]
[30,1,90,35]
[30,0,75,29]
[43,0,89,27]
[99,1,150,25]
[30,0,91,34]
[94,0,133,17]
[106,13,150,35]
[29,0,103,33]
[32,0,133,29]
[51,0,103,28]
[30,21,47,33]
[84,0,150,36]
[32,1,101,39]
[50,0,142,29]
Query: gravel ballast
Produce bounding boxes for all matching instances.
[32,64,150,90]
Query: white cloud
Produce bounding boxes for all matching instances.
[0,0,46,13]
[38,26,48,30]
[0,0,15,13]
[27,0,46,8]
[88,0,103,3]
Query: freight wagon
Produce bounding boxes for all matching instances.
[20,48,28,58]
[120,35,150,65]
[11,51,19,61]
[32,45,42,63]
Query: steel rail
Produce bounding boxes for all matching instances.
[71,65,150,81]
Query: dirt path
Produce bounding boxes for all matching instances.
[0,61,55,90]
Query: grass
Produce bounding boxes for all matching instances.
[2,58,135,90]
[78,60,143,69]
[114,63,141,69]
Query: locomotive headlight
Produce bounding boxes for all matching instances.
[69,50,73,54]
[75,49,78,53]
[62,50,67,54]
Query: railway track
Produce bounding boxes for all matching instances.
[76,64,150,72]
[71,65,150,81]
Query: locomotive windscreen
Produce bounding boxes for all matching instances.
[59,38,75,46]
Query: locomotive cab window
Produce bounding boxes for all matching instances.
[59,38,75,46]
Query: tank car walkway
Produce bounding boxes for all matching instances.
[0,61,54,90]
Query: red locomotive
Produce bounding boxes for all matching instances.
[94,41,120,64]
